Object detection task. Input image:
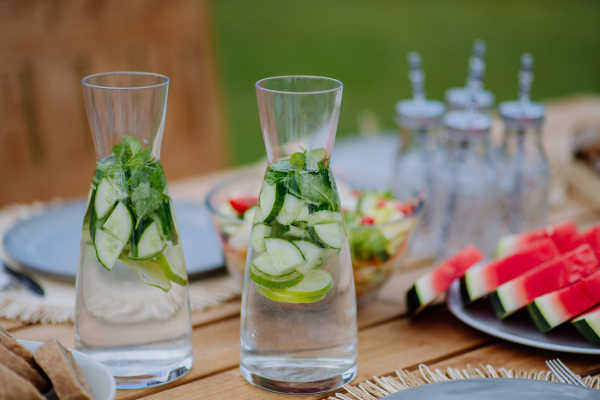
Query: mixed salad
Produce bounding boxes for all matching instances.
[82,136,187,292]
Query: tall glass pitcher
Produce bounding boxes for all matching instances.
[75,73,193,389]
[240,76,358,394]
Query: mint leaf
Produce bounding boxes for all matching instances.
[305,148,327,171]
[123,136,141,157]
[289,151,305,168]
[150,161,167,190]
[111,143,127,165]
[290,170,334,207]
[127,148,152,167]
[131,182,163,226]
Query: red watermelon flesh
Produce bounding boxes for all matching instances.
[495,220,577,257]
[462,238,559,303]
[406,245,484,315]
[490,244,599,319]
[528,268,600,332]
[559,226,600,258]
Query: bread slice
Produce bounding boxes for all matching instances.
[33,339,95,400]
[0,344,50,393]
[0,363,45,400]
[0,325,37,369]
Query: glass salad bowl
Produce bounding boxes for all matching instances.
[205,171,263,280]
[205,173,424,306]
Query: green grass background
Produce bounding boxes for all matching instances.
[210,0,600,165]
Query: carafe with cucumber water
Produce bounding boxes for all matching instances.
[75,73,192,388]
[240,76,357,394]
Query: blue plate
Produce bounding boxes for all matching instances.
[387,378,598,399]
[3,199,224,281]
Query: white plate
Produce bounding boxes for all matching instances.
[447,280,600,354]
[19,340,115,400]
[386,378,598,399]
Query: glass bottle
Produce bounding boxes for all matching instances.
[445,40,495,113]
[498,54,549,235]
[240,76,357,394]
[75,73,193,388]
[433,111,498,259]
[392,52,445,259]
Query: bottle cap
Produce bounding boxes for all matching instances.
[395,99,446,129]
[445,87,495,112]
[443,110,492,141]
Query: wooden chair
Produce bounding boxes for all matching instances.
[0,0,227,206]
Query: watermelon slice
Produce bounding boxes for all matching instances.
[461,238,559,304]
[489,244,598,319]
[559,226,600,258]
[572,305,600,344]
[495,220,577,257]
[528,268,600,332]
[406,245,484,316]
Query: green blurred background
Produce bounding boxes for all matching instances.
[210,0,600,165]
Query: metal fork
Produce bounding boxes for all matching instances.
[546,359,588,387]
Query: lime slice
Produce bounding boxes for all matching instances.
[256,284,325,304]
[119,255,172,292]
[255,269,333,303]
[156,245,188,286]
[275,269,333,297]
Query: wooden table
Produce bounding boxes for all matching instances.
[5,95,600,399]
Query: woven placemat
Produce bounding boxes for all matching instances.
[0,200,241,324]
[324,363,600,399]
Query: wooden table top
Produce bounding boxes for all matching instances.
[6,122,600,398]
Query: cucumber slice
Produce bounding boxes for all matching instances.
[269,269,333,298]
[156,244,187,286]
[264,238,305,275]
[308,210,343,225]
[251,252,295,277]
[358,191,379,215]
[254,205,264,223]
[259,184,285,223]
[250,265,304,289]
[294,204,310,224]
[283,225,306,239]
[308,223,342,250]
[102,202,133,243]
[293,240,325,275]
[251,223,272,253]
[120,255,172,292]
[94,229,126,270]
[94,177,127,219]
[276,194,304,225]
[130,221,166,260]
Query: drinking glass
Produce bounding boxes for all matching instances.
[240,76,358,394]
[75,72,193,389]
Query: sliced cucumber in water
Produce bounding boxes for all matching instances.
[293,240,325,275]
[251,252,294,277]
[276,194,304,225]
[308,223,342,250]
[94,229,126,270]
[130,221,166,260]
[264,238,305,276]
[308,210,343,225]
[156,244,187,286]
[120,255,172,292]
[94,177,126,219]
[259,183,285,223]
[102,202,133,243]
[294,204,310,224]
[243,206,257,223]
[283,225,306,239]
[250,265,304,289]
[251,223,272,253]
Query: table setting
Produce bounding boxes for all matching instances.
[2,37,600,400]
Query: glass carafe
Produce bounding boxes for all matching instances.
[432,111,499,259]
[75,73,193,389]
[497,101,549,235]
[240,76,357,394]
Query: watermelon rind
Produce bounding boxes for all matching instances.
[488,291,509,320]
[460,261,489,304]
[527,301,553,333]
[572,318,600,344]
[459,276,472,305]
[406,285,423,316]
